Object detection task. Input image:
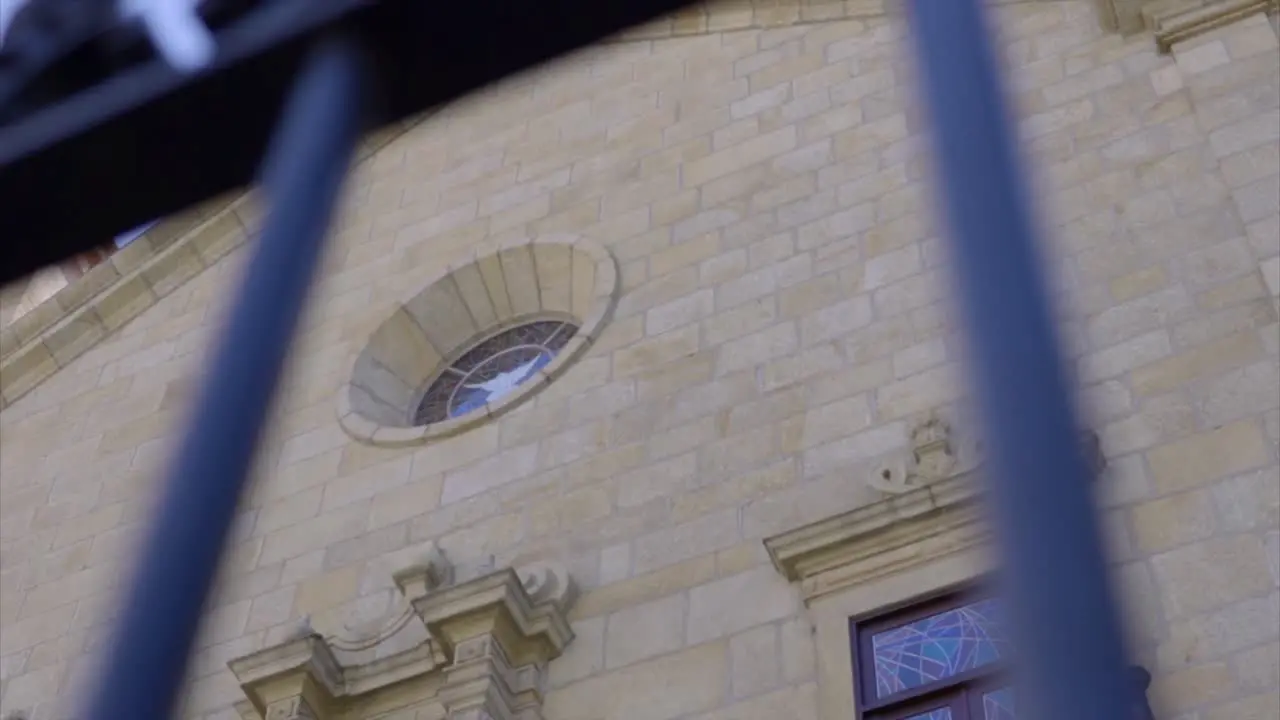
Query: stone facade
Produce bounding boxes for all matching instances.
[1,1,1278,719]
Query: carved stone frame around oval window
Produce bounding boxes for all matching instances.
[336,234,618,448]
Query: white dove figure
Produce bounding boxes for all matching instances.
[461,355,544,402]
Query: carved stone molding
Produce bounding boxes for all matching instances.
[1145,0,1278,50]
[228,549,575,720]
[769,415,1106,602]
[765,471,987,602]
[408,567,575,669]
[228,635,345,720]
[1093,0,1278,47]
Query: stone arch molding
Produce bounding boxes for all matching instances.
[337,235,618,447]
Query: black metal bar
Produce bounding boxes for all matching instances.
[904,1,1136,718]
[80,34,368,720]
[0,0,708,284]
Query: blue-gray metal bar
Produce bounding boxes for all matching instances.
[81,35,368,720]
[904,1,1136,718]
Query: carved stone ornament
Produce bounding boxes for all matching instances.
[769,414,1108,601]
[227,545,576,720]
[867,414,1106,497]
[1090,0,1277,44]
[867,414,964,496]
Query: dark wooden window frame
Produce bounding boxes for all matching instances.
[850,581,1009,720]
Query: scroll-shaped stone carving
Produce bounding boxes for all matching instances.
[289,542,450,668]
[517,561,576,612]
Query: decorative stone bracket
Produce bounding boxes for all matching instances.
[227,549,575,720]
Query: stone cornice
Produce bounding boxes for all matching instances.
[764,471,988,602]
[1094,0,1278,45]
[764,417,1102,602]
[410,567,576,668]
[227,549,576,720]
[1144,0,1278,50]
[227,635,346,718]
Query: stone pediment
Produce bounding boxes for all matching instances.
[227,548,575,720]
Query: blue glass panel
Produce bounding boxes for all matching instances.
[415,320,576,425]
[448,347,552,417]
[906,709,953,720]
[983,687,1015,719]
[871,598,1007,698]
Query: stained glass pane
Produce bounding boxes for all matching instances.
[905,708,952,720]
[415,371,461,425]
[871,598,1007,698]
[983,687,1015,720]
[414,320,578,425]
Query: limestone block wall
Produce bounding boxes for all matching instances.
[0,2,1277,720]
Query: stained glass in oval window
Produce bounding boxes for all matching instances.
[414,320,577,425]
[871,598,1008,698]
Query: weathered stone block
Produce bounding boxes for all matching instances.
[1147,420,1271,493]
[1152,535,1276,618]
[604,594,685,669]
